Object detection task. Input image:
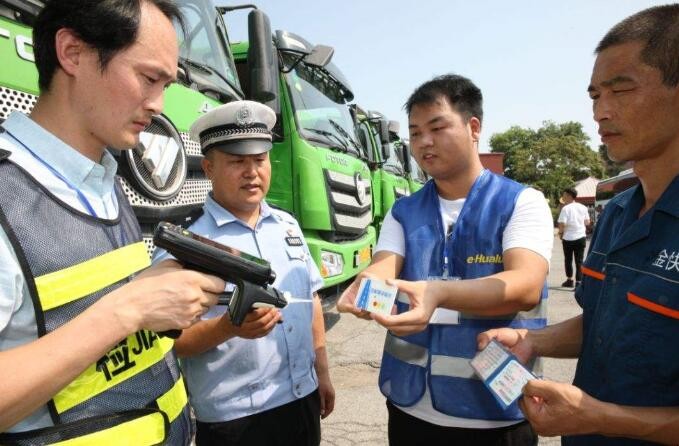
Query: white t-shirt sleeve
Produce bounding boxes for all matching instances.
[502,188,554,263]
[374,209,405,257]
[557,207,567,224]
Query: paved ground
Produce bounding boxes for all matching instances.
[320,234,584,446]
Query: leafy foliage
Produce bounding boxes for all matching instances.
[598,144,629,178]
[489,121,605,208]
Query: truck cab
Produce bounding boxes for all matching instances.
[232,32,375,291]
[355,108,410,233]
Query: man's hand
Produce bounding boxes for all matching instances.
[477,327,534,364]
[317,370,335,419]
[336,273,373,320]
[370,279,438,336]
[225,307,281,339]
[520,380,599,437]
[112,266,225,335]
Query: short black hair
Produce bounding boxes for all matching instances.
[33,0,185,92]
[563,187,577,199]
[404,74,483,124]
[596,4,679,87]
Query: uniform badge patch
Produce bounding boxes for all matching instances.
[285,236,303,246]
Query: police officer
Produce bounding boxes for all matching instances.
[153,100,335,446]
[338,74,553,445]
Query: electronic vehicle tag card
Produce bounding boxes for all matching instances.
[355,278,398,316]
[470,340,536,409]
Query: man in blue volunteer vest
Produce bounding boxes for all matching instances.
[378,6,679,445]
[153,100,334,446]
[338,74,553,445]
[475,5,679,444]
[0,1,224,444]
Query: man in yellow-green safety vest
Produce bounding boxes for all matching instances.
[0,1,223,444]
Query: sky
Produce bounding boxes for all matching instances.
[220,0,669,152]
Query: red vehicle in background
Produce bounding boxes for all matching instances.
[594,168,639,219]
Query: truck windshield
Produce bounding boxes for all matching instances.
[176,0,242,97]
[368,123,404,175]
[284,58,364,159]
[410,154,427,183]
[384,142,406,175]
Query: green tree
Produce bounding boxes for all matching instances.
[489,121,605,208]
[598,144,629,178]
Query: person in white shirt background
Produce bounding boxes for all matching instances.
[557,187,591,288]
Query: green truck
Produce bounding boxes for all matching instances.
[398,141,427,194]
[355,108,411,233]
[0,0,273,254]
[231,31,375,292]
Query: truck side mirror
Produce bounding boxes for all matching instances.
[248,9,280,113]
[357,123,376,166]
[387,120,400,142]
[378,119,390,160]
[402,143,412,174]
[305,44,334,68]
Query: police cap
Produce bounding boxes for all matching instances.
[190,100,276,155]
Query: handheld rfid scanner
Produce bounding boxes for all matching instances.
[153,222,288,337]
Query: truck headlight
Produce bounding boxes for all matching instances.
[320,251,344,278]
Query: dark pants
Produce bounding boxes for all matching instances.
[562,237,586,281]
[387,401,537,446]
[195,389,321,446]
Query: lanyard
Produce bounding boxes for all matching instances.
[443,223,454,278]
[5,129,100,218]
[4,129,128,248]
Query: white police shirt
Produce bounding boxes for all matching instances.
[153,194,324,422]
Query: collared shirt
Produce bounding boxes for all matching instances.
[567,175,679,446]
[153,194,324,422]
[0,111,120,432]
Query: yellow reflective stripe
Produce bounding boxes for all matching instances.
[35,242,150,311]
[54,332,174,413]
[49,412,165,446]
[157,375,188,422]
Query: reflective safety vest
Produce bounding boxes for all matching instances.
[379,171,548,421]
[0,151,191,445]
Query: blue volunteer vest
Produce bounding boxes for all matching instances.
[379,170,548,421]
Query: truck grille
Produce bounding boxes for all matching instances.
[323,169,372,237]
[0,86,36,119]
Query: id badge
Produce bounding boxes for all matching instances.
[426,275,460,324]
[470,339,536,409]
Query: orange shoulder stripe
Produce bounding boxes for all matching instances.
[628,292,679,320]
[581,266,605,280]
